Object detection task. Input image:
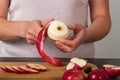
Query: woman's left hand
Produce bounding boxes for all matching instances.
[55,23,86,53]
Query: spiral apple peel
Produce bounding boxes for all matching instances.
[37,20,69,66]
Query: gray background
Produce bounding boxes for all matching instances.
[94,0,120,58]
[0,0,120,58]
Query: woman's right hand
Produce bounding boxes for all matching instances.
[25,18,54,45]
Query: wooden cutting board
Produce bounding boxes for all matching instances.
[0,62,67,80]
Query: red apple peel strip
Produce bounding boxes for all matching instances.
[37,28,63,67]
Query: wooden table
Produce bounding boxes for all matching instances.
[0,57,120,80]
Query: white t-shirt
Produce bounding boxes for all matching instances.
[0,0,95,58]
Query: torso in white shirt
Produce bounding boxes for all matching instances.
[0,0,95,58]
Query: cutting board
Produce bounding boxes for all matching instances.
[0,62,67,80]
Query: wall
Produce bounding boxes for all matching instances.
[94,0,120,58]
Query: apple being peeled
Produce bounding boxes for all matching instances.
[103,64,120,77]
[88,69,109,80]
[26,63,47,71]
[47,20,69,40]
[62,68,85,80]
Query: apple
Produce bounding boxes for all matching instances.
[88,69,109,80]
[82,63,98,78]
[47,20,69,40]
[62,68,85,80]
[70,58,87,69]
[103,64,120,77]
[66,62,82,70]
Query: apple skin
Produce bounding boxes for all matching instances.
[73,64,82,70]
[88,69,109,80]
[103,65,120,77]
[62,68,85,80]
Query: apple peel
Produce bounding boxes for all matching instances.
[37,27,63,67]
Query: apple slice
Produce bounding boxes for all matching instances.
[66,62,75,70]
[26,63,47,71]
[5,66,18,73]
[19,66,39,73]
[0,66,12,72]
[103,64,120,77]
[70,58,87,69]
[66,62,82,70]
[12,66,28,73]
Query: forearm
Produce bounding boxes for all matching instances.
[0,18,30,41]
[85,15,111,43]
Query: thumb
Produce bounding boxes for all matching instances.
[42,18,54,27]
[67,24,79,30]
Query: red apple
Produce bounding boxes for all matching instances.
[103,64,120,77]
[62,68,85,80]
[88,69,109,80]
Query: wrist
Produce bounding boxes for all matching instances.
[83,27,92,43]
[19,21,31,38]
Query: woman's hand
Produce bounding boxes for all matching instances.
[55,23,86,53]
[26,18,54,45]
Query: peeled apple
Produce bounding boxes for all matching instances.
[47,20,69,40]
